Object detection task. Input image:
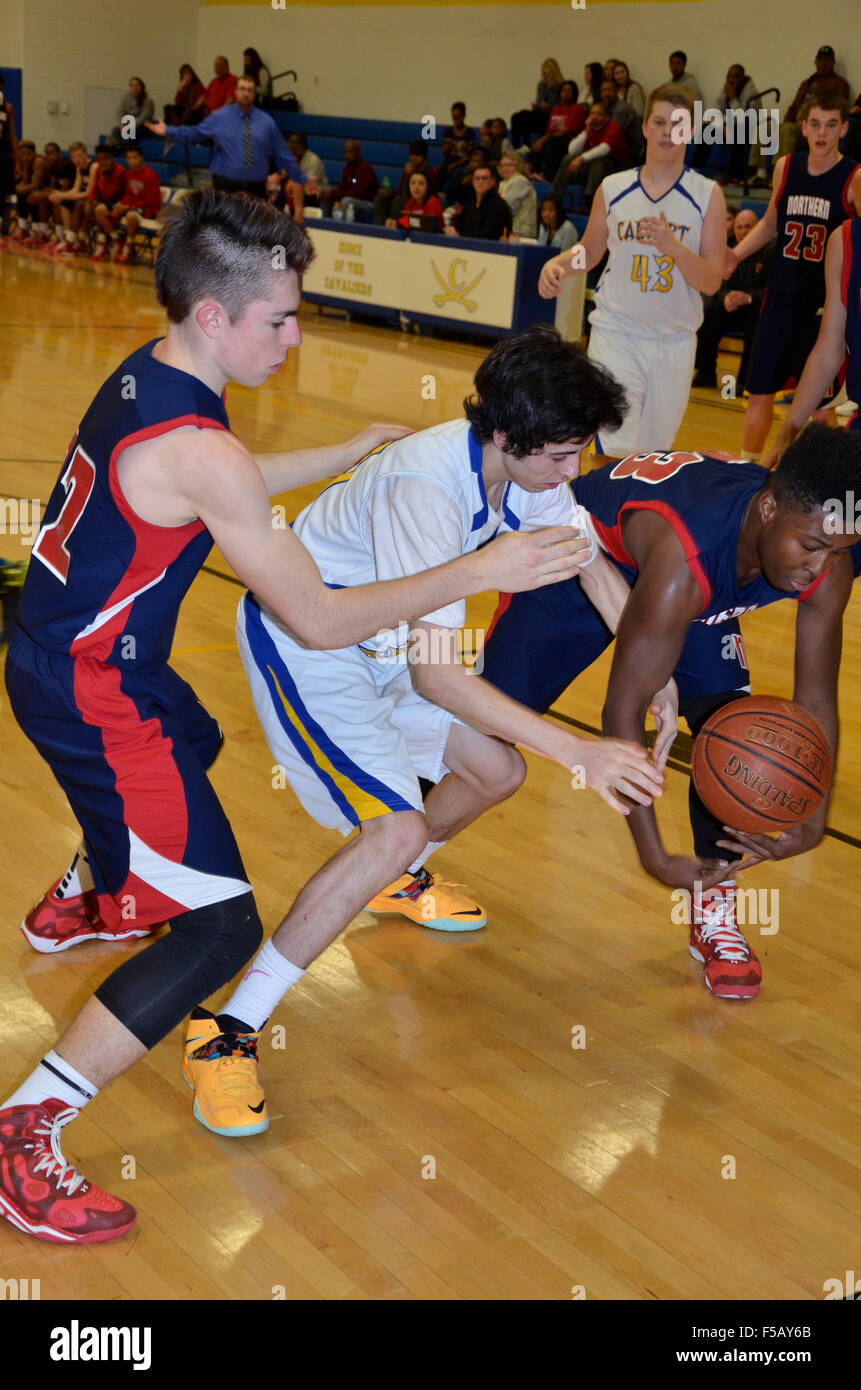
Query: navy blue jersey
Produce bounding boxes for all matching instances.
[20,339,229,666]
[573,450,825,624]
[842,218,861,432]
[768,152,857,306]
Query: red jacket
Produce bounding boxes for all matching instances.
[121,164,162,218]
[332,159,378,202]
[547,103,586,138]
[584,119,628,166]
[88,164,127,204]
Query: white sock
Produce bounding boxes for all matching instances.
[54,843,94,900]
[34,222,48,233]
[219,938,305,1032]
[5,1049,98,1112]
[406,842,446,876]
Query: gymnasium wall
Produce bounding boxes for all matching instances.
[196,0,857,127]
[0,2,23,71]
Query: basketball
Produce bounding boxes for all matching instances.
[691,696,832,834]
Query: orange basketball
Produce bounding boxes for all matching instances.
[691,697,832,833]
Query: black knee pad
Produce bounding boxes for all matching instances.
[95,892,263,1050]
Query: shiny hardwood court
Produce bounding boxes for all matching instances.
[1,249,859,1300]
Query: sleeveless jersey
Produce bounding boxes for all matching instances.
[768,151,857,306]
[842,217,861,431]
[20,339,230,666]
[589,166,714,338]
[574,450,823,623]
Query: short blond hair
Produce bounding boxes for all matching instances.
[644,83,694,121]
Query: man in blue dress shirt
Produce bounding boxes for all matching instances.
[148,76,319,200]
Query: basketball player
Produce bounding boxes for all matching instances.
[480,426,861,1000]
[726,93,861,461]
[763,218,861,468]
[183,327,667,1137]
[0,190,586,1245]
[538,84,727,460]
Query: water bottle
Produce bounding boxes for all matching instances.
[332,202,343,220]
[345,202,355,222]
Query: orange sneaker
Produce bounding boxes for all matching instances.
[365,867,486,932]
[182,1010,268,1138]
[21,881,161,954]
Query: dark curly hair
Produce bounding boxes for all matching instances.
[770,423,861,513]
[463,324,627,457]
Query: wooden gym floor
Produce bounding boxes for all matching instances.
[0,249,859,1300]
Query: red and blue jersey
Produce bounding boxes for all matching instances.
[574,450,826,622]
[20,338,230,667]
[769,152,857,307]
[841,218,861,434]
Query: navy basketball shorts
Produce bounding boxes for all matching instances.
[5,626,250,930]
[480,572,750,715]
[745,291,834,400]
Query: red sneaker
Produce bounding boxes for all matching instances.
[21,881,160,953]
[0,1100,136,1244]
[90,243,111,261]
[113,244,133,264]
[689,882,762,999]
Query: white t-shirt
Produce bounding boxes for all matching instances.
[272,417,588,669]
[590,165,715,338]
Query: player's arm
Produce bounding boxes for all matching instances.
[762,227,847,468]
[716,555,853,871]
[637,184,726,295]
[601,511,732,892]
[538,186,609,298]
[410,623,663,813]
[252,423,413,494]
[181,432,585,649]
[725,160,782,276]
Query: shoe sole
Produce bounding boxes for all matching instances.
[365,908,486,933]
[20,918,156,953]
[689,944,760,999]
[0,1190,136,1244]
[183,1073,269,1138]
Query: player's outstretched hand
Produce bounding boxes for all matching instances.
[342,422,413,469]
[146,120,167,137]
[651,854,733,893]
[480,526,591,593]
[649,677,678,773]
[761,421,795,472]
[715,819,821,871]
[538,255,569,299]
[576,738,663,815]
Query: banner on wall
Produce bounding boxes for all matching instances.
[302,226,519,329]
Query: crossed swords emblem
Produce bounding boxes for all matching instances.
[431,257,486,312]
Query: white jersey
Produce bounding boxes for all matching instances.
[269,418,586,671]
[589,166,715,339]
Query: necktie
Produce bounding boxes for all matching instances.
[242,111,253,169]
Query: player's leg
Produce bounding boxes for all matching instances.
[115,210,139,263]
[742,393,776,456]
[674,619,761,999]
[740,294,793,458]
[91,201,114,259]
[638,331,697,451]
[586,323,648,460]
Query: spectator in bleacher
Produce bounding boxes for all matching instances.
[109,144,163,264]
[46,143,92,255]
[498,152,537,238]
[668,51,702,102]
[439,102,477,194]
[196,56,238,117]
[841,93,861,161]
[0,74,19,236]
[446,147,484,204]
[777,45,850,159]
[581,64,605,108]
[327,139,378,221]
[374,140,438,224]
[164,65,205,127]
[537,195,578,251]
[86,145,127,260]
[710,63,760,182]
[510,59,564,151]
[243,48,272,108]
[604,59,621,81]
[599,78,643,163]
[531,80,585,179]
[549,99,628,208]
[480,117,515,167]
[287,131,329,202]
[111,78,154,141]
[445,162,512,241]
[25,142,64,246]
[147,77,315,201]
[385,170,444,232]
[613,62,645,119]
[692,207,769,388]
